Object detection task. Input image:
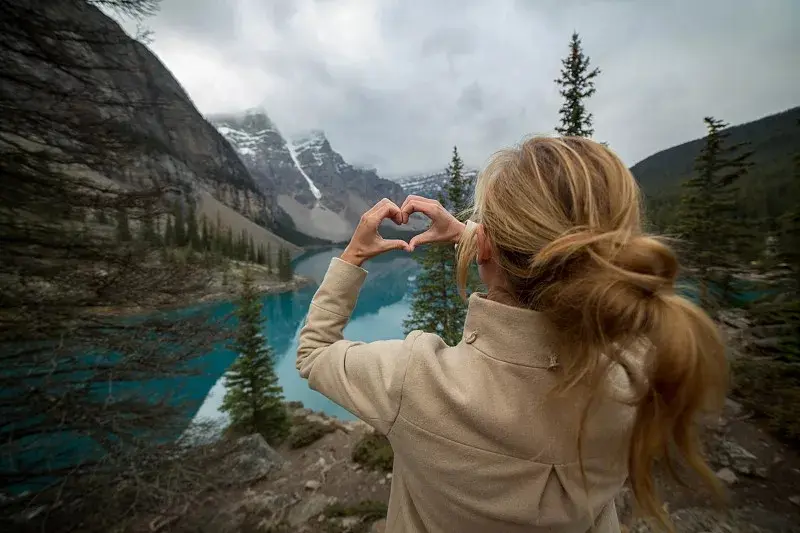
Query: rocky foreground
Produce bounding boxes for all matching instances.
[148,399,800,533]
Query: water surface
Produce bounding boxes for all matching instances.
[190,248,419,425]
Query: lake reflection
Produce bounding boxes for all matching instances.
[191,248,419,425]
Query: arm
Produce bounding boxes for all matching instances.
[297,257,421,434]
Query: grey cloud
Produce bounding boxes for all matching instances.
[126,0,799,176]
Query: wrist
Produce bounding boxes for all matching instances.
[452,221,467,244]
[340,248,365,267]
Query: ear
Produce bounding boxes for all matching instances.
[476,224,492,265]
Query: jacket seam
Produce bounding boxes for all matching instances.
[310,301,351,319]
[468,342,555,369]
[396,412,598,466]
[387,331,422,437]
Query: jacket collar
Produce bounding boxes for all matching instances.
[462,293,560,369]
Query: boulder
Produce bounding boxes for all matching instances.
[286,493,336,526]
[218,434,285,486]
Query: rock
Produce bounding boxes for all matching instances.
[219,434,284,485]
[386,473,393,480]
[754,467,768,479]
[371,518,387,533]
[714,439,759,476]
[790,496,800,507]
[378,478,386,485]
[614,487,634,523]
[304,480,321,491]
[716,467,738,485]
[724,398,743,417]
[286,493,330,526]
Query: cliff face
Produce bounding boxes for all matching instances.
[1,0,286,244]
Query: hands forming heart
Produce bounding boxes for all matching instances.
[339,196,468,267]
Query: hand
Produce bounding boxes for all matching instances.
[340,199,410,267]
[400,195,466,252]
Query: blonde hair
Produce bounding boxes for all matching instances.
[456,136,728,529]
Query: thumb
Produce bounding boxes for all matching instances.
[381,239,410,252]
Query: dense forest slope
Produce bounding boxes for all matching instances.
[632,107,799,230]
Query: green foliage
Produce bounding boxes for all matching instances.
[404,147,471,345]
[115,207,131,242]
[277,246,293,281]
[352,432,394,472]
[554,32,601,137]
[676,116,753,314]
[286,419,335,449]
[732,358,800,444]
[200,214,210,251]
[186,202,200,250]
[164,215,174,247]
[266,242,273,272]
[173,202,187,247]
[324,500,388,531]
[138,205,157,243]
[221,269,289,444]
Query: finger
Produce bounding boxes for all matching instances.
[408,229,436,251]
[380,239,410,252]
[368,201,403,227]
[401,199,442,220]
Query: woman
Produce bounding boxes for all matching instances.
[297,136,727,533]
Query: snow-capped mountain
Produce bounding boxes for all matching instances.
[393,169,479,200]
[210,110,408,242]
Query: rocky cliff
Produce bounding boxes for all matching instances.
[1,0,295,251]
[211,111,409,242]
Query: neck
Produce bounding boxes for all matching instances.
[486,285,521,308]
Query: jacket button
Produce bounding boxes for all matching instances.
[465,331,478,344]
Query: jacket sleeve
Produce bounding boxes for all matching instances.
[296,257,420,434]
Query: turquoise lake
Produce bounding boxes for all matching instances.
[187,247,420,428]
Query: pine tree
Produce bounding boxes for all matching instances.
[256,244,265,265]
[139,205,157,243]
[116,207,131,242]
[199,215,210,251]
[277,246,293,281]
[225,227,234,257]
[266,242,273,273]
[554,32,601,137]
[96,208,108,224]
[186,202,200,250]
[221,269,289,443]
[173,202,187,247]
[248,236,256,262]
[677,117,753,314]
[404,148,472,345]
[164,215,175,247]
[748,130,800,361]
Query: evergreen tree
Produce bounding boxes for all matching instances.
[677,116,753,314]
[221,269,289,443]
[266,242,273,273]
[249,236,256,262]
[200,214,210,251]
[186,202,200,250]
[225,227,234,257]
[277,246,293,281]
[164,215,175,247]
[116,207,131,242]
[443,146,472,215]
[554,32,601,137]
[256,244,265,265]
[404,148,473,345]
[173,202,187,247]
[139,205,157,243]
[748,133,800,361]
[96,208,108,224]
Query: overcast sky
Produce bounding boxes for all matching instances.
[115,0,799,177]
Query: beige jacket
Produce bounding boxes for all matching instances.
[297,258,636,533]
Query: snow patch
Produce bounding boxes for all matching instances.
[286,143,322,200]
